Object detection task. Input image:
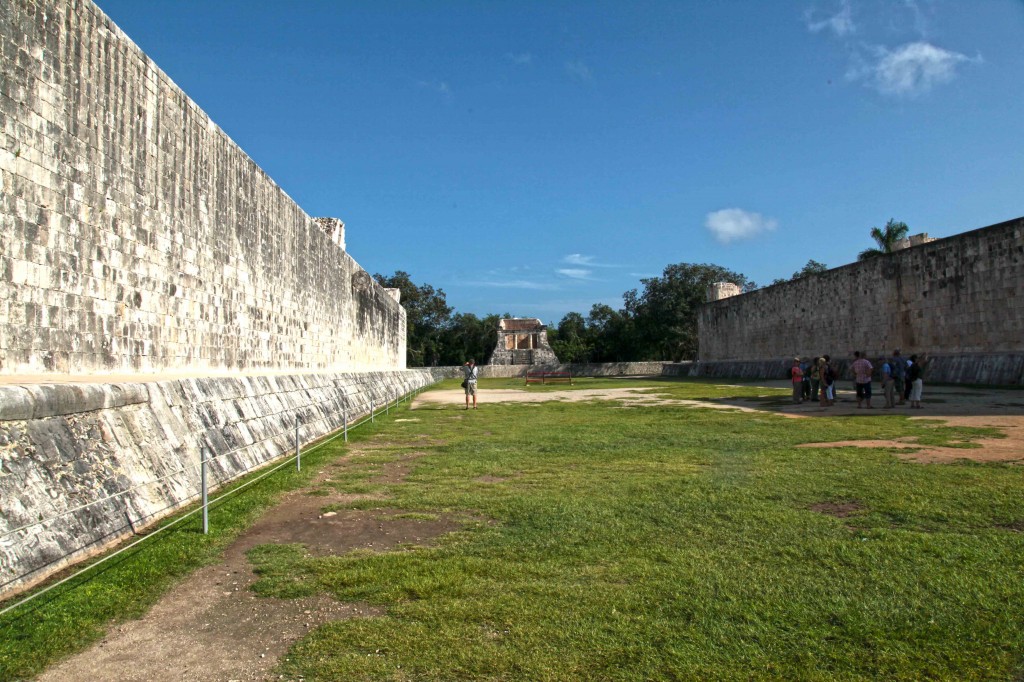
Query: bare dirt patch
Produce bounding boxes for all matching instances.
[413,387,785,415]
[795,417,1024,464]
[39,443,461,682]
[996,520,1024,533]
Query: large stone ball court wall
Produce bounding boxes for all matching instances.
[0,0,418,597]
[697,217,1024,384]
[0,0,406,377]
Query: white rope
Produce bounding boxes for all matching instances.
[0,379,439,617]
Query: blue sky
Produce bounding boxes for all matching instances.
[94,0,1024,324]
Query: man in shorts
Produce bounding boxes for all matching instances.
[463,359,478,409]
[850,351,874,409]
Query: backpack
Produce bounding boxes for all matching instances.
[825,365,836,384]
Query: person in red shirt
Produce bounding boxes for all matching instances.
[790,358,804,404]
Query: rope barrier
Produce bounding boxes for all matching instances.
[0,378,442,617]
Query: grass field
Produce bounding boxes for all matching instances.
[3,377,1024,680]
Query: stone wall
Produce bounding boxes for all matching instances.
[698,217,1024,383]
[0,0,405,376]
[0,369,445,597]
[478,362,665,378]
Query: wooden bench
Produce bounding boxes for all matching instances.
[525,370,573,385]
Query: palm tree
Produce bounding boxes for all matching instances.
[858,219,909,260]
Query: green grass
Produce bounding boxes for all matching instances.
[3,378,1023,681]
[257,380,1023,681]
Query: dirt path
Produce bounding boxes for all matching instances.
[38,444,462,682]
[40,381,1024,679]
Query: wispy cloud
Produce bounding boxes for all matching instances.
[805,0,855,37]
[467,279,559,290]
[705,209,778,244]
[564,60,593,82]
[563,253,594,266]
[848,42,979,96]
[562,254,623,269]
[416,79,451,95]
[506,52,534,66]
[902,0,930,37]
[806,1,980,98]
[556,268,594,280]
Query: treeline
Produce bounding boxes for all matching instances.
[377,263,755,367]
[376,222,903,366]
[547,263,755,363]
[373,272,503,367]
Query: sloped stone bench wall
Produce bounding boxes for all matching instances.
[0,369,444,597]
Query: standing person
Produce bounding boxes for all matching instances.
[822,355,836,407]
[801,358,812,401]
[881,357,896,408]
[790,358,804,404]
[851,351,874,409]
[809,357,821,402]
[462,359,479,410]
[892,349,906,406]
[908,354,925,408]
[903,355,915,404]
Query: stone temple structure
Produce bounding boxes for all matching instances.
[490,318,559,366]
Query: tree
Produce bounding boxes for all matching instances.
[373,271,453,366]
[437,312,502,366]
[624,263,754,361]
[586,304,638,362]
[770,259,829,286]
[858,219,909,260]
[550,312,592,363]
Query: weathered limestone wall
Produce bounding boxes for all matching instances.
[0,0,405,375]
[0,369,444,597]
[698,217,1024,383]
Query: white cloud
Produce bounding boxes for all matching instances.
[805,0,855,37]
[564,60,593,82]
[851,41,978,96]
[506,52,534,65]
[556,268,594,280]
[807,1,979,98]
[705,209,778,244]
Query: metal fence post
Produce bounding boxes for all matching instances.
[344,406,348,442]
[386,392,390,416]
[201,448,209,534]
[371,399,375,423]
[295,418,301,472]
